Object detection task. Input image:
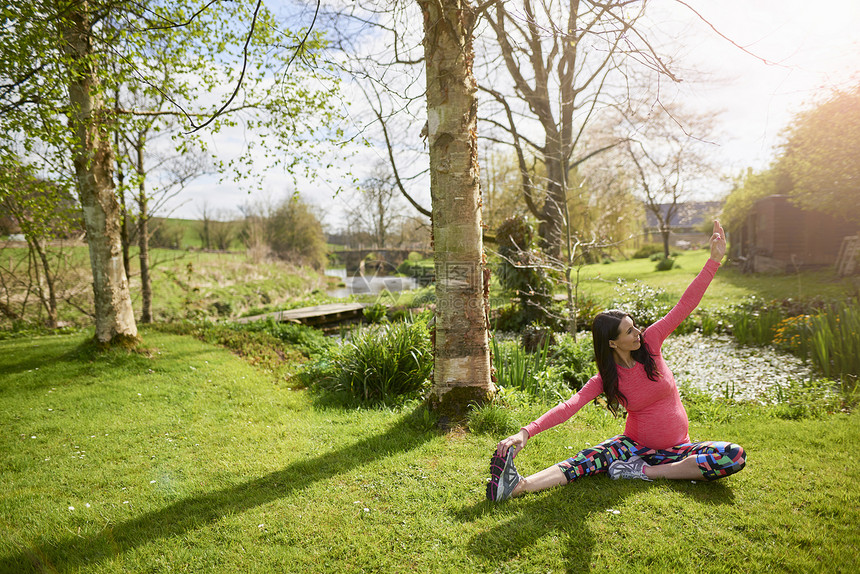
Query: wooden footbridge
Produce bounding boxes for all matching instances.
[235,302,368,328]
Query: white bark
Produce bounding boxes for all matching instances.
[420,0,493,419]
[63,5,138,344]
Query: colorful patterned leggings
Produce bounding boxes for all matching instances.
[557,434,746,483]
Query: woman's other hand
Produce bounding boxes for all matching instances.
[496,429,529,458]
[709,219,726,263]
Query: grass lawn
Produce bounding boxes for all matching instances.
[572,251,855,309]
[1,329,858,573]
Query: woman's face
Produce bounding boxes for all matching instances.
[610,315,642,353]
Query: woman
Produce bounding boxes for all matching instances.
[487,220,745,502]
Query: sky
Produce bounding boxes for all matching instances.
[164,0,860,229]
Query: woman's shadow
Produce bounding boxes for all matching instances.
[453,476,735,572]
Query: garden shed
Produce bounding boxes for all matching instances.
[730,195,856,272]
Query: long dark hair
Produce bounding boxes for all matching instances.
[591,310,659,417]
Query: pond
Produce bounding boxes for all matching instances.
[325,268,419,299]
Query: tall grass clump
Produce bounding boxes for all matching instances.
[491,335,570,402]
[727,300,784,346]
[808,301,860,381]
[774,300,860,401]
[311,318,432,404]
[466,402,520,436]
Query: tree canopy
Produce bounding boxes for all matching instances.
[722,82,859,235]
[778,83,860,225]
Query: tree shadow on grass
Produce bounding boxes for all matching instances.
[1,406,438,573]
[453,477,736,572]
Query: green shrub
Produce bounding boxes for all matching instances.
[235,318,332,357]
[632,244,662,259]
[773,300,860,394]
[655,257,675,271]
[396,259,416,276]
[808,301,860,382]
[492,302,527,332]
[409,286,436,307]
[609,281,674,328]
[547,332,596,391]
[313,318,432,404]
[495,215,554,326]
[649,252,663,262]
[363,303,388,324]
[698,310,724,336]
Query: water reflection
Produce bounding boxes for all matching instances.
[325,268,419,299]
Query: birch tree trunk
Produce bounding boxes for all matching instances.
[419,0,493,422]
[62,4,139,345]
[137,144,153,324]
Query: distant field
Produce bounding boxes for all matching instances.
[0,245,329,328]
[3,231,856,330]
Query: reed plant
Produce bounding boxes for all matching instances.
[491,334,559,399]
[772,300,859,403]
[493,337,549,396]
[320,318,432,404]
[809,301,860,381]
[728,306,784,346]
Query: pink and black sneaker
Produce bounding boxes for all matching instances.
[486,448,522,501]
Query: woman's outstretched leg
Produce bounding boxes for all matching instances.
[509,465,568,497]
[488,435,640,501]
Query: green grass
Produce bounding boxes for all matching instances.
[1,331,858,573]
[573,250,855,310]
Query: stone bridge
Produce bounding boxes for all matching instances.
[331,248,432,274]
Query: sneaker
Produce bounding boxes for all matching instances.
[608,455,653,481]
[487,448,522,501]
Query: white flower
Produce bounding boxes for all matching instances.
[68,506,74,511]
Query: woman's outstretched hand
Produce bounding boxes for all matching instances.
[496,429,529,458]
[709,220,726,263]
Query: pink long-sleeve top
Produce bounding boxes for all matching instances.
[523,258,721,450]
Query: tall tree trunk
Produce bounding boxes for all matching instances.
[661,227,670,259]
[114,112,131,281]
[28,237,58,328]
[62,4,138,345]
[420,0,493,423]
[118,171,131,280]
[137,142,153,323]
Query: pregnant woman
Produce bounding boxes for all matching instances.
[488,220,746,502]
